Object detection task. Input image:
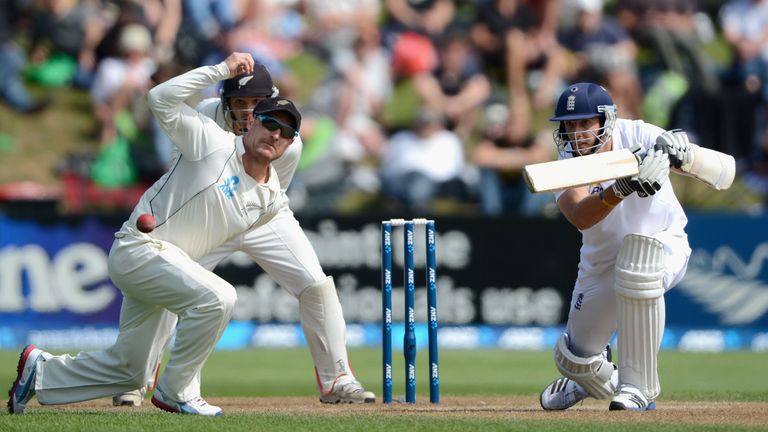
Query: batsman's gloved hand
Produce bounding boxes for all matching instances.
[612,145,670,198]
[656,129,692,169]
[612,145,646,198]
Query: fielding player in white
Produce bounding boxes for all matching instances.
[539,82,693,411]
[111,62,374,407]
[7,52,305,416]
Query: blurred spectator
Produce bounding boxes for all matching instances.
[27,0,108,89]
[384,0,454,80]
[231,0,304,61]
[286,111,349,214]
[413,31,491,140]
[90,23,157,146]
[470,0,567,112]
[379,106,467,212]
[559,0,643,118]
[302,0,380,60]
[470,103,555,216]
[720,0,768,185]
[316,25,391,164]
[0,0,49,113]
[96,0,181,65]
[173,0,243,65]
[524,0,561,50]
[384,0,456,42]
[616,0,719,93]
[720,0,768,101]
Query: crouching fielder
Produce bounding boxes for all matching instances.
[539,83,692,411]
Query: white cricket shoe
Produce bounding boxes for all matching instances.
[8,345,50,414]
[151,388,223,416]
[609,385,656,411]
[113,388,146,406]
[540,377,589,410]
[319,378,375,404]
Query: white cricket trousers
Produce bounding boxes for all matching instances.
[565,231,690,357]
[34,232,236,404]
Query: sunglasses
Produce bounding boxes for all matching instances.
[255,114,297,139]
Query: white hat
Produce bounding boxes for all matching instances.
[118,24,152,53]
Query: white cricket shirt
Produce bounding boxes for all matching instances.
[117,63,287,261]
[555,119,690,276]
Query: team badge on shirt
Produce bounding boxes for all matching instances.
[219,176,240,198]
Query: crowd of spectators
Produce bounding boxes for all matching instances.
[2,0,767,216]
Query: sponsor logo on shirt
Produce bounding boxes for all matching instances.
[219,176,240,198]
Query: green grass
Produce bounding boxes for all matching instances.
[0,349,766,431]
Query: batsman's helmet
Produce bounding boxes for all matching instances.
[550,82,617,156]
[220,64,279,133]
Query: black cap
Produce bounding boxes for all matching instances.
[252,97,302,130]
[221,64,276,98]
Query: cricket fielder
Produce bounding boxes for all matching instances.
[112,63,374,406]
[539,82,695,411]
[8,52,301,416]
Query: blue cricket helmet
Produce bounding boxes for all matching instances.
[550,82,617,156]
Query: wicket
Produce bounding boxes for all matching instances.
[381,218,439,404]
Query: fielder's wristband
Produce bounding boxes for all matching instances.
[599,190,616,208]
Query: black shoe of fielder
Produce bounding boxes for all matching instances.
[8,345,48,414]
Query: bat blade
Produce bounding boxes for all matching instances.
[524,148,639,192]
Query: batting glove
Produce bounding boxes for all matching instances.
[611,145,647,198]
[656,129,692,169]
[612,145,670,198]
[632,146,670,196]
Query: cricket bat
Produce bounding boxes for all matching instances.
[523,149,639,192]
[523,144,736,193]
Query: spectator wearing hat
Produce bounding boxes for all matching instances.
[90,23,157,146]
[379,105,467,212]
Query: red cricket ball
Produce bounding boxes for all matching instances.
[136,213,157,233]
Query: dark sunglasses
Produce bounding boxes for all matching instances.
[255,114,297,139]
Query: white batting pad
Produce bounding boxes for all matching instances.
[615,234,666,400]
[553,333,617,399]
[299,277,352,391]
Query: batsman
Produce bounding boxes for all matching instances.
[539,82,733,411]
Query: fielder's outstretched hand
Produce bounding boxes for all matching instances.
[224,52,255,79]
[656,129,692,169]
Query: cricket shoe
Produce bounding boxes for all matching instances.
[540,345,615,411]
[8,345,50,414]
[540,376,589,410]
[151,388,223,416]
[113,388,146,406]
[609,385,656,411]
[319,378,375,404]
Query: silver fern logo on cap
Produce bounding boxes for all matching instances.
[238,75,253,88]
